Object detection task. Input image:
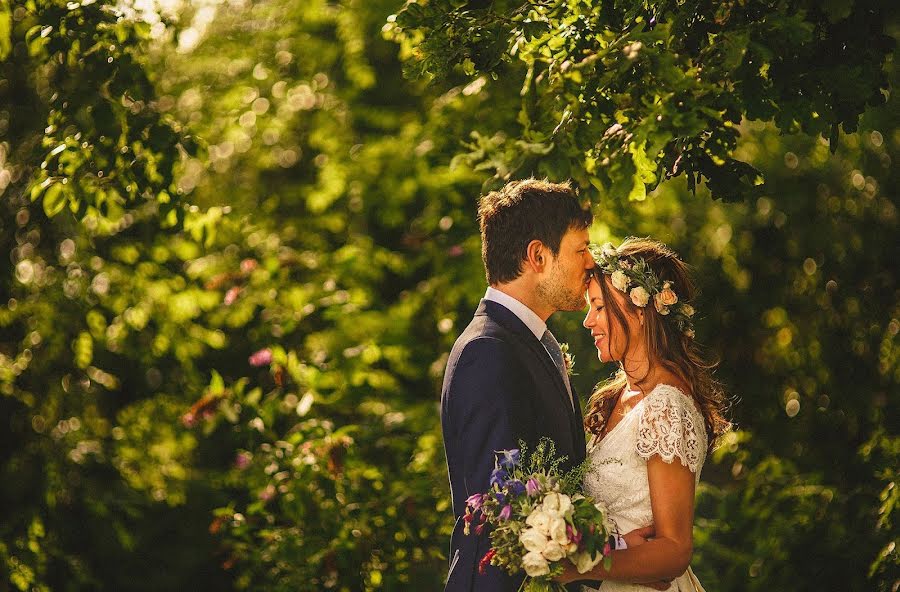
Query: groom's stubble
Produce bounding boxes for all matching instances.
[535,263,588,314]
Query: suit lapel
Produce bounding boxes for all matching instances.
[478,300,582,446]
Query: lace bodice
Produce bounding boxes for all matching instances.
[581,384,708,592]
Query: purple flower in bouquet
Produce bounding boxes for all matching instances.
[526,477,540,497]
[466,493,486,511]
[499,505,512,521]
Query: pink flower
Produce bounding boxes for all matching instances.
[234,451,252,470]
[499,505,512,521]
[224,286,241,305]
[567,524,582,546]
[258,484,276,502]
[526,478,540,496]
[448,245,464,257]
[181,412,197,428]
[248,348,273,367]
[240,258,258,274]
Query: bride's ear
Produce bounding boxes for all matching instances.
[525,239,546,272]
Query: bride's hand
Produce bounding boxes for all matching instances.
[554,560,672,590]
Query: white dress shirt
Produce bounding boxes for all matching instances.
[484,286,546,340]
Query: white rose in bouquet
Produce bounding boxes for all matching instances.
[541,492,573,517]
[519,527,548,553]
[522,550,551,577]
[541,541,566,562]
[571,550,604,574]
[525,509,552,535]
[548,516,568,546]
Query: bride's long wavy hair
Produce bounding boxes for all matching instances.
[583,237,730,452]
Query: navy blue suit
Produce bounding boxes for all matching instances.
[441,299,587,591]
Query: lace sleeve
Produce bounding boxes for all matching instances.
[635,386,707,473]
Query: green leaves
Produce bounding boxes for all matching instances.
[391,0,892,203]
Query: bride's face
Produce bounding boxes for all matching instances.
[583,275,641,363]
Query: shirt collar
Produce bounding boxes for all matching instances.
[484,286,546,340]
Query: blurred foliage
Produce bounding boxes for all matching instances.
[388,0,893,203]
[0,0,897,591]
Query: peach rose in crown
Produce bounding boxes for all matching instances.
[658,281,679,306]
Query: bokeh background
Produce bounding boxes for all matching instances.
[0,0,896,590]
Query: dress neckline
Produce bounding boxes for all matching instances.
[590,383,691,451]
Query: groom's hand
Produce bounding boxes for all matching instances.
[622,524,656,548]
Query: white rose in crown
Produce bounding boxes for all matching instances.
[611,270,630,292]
[571,550,604,574]
[525,509,552,535]
[522,550,551,577]
[541,541,566,562]
[682,304,695,317]
[629,286,650,307]
[520,527,549,553]
[600,242,617,258]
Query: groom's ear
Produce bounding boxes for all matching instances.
[525,239,546,272]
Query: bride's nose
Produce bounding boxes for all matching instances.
[582,311,593,329]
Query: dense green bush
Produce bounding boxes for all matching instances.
[0,0,896,590]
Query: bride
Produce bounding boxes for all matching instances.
[558,238,730,591]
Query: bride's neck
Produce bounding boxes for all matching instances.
[621,356,670,396]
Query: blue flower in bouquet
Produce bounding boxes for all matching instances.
[506,479,526,497]
[498,448,521,470]
[490,467,510,488]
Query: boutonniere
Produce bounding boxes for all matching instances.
[559,342,576,377]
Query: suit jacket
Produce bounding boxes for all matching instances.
[441,299,587,592]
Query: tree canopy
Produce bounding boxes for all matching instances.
[388,0,893,202]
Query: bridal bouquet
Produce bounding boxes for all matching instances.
[465,439,614,591]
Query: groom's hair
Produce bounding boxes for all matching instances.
[478,179,593,285]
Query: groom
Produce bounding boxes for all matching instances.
[441,179,595,591]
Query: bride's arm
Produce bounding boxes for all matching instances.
[559,455,696,584]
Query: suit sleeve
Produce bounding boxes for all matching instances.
[445,337,539,502]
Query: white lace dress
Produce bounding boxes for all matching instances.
[582,384,707,592]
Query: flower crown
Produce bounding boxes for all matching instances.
[589,242,696,338]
